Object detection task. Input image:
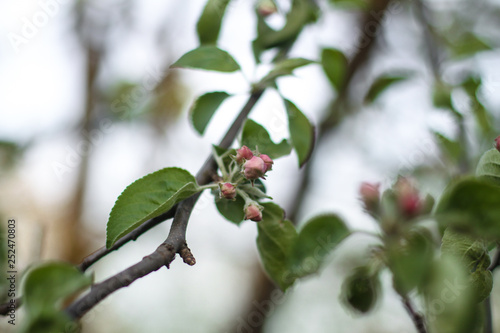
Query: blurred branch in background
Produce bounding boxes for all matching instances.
[229,0,392,332]
[55,3,104,263]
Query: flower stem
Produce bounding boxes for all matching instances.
[212,146,228,179]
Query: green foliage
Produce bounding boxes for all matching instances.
[253,0,318,61]
[256,203,298,290]
[22,262,92,333]
[284,99,315,167]
[476,148,500,186]
[441,229,492,303]
[259,58,316,88]
[196,0,231,45]
[434,132,461,163]
[435,178,500,240]
[171,46,240,72]
[106,168,200,248]
[257,206,349,290]
[449,32,491,59]
[461,76,492,135]
[288,214,349,277]
[0,140,24,170]
[421,257,481,333]
[432,82,454,111]
[212,145,236,166]
[241,119,292,159]
[215,195,246,224]
[364,74,410,104]
[190,92,231,135]
[388,228,434,295]
[328,0,368,10]
[340,266,381,314]
[321,48,348,92]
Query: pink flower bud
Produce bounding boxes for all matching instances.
[260,154,274,172]
[243,156,266,180]
[400,193,422,218]
[495,135,500,152]
[220,182,236,200]
[257,0,277,17]
[236,145,254,163]
[359,182,380,213]
[245,204,262,222]
[394,177,422,218]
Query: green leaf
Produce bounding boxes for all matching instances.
[441,228,492,303]
[256,203,298,290]
[389,228,434,295]
[215,195,245,224]
[364,75,410,104]
[321,48,348,92]
[435,178,500,240]
[21,313,79,333]
[340,266,381,314]
[23,262,92,318]
[259,58,316,87]
[450,33,491,59]
[190,92,231,135]
[253,0,318,61]
[106,168,200,248]
[289,214,349,277]
[328,0,369,10]
[421,257,481,333]
[461,77,492,134]
[238,184,271,199]
[241,119,292,159]
[476,149,500,186]
[196,0,231,45]
[284,99,315,167]
[434,132,461,162]
[171,46,240,72]
[432,82,454,111]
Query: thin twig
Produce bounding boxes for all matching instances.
[402,296,427,333]
[488,246,500,271]
[64,88,265,320]
[484,296,493,333]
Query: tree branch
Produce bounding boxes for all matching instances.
[402,297,427,333]
[76,206,178,272]
[64,87,265,320]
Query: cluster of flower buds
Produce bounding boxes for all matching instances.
[359,177,431,222]
[236,146,274,181]
[216,146,275,223]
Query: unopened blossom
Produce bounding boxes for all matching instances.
[220,182,236,200]
[359,182,380,213]
[495,135,500,152]
[245,203,262,222]
[235,146,254,164]
[394,177,422,218]
[243,156,266,180]
[260,154,274,172]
